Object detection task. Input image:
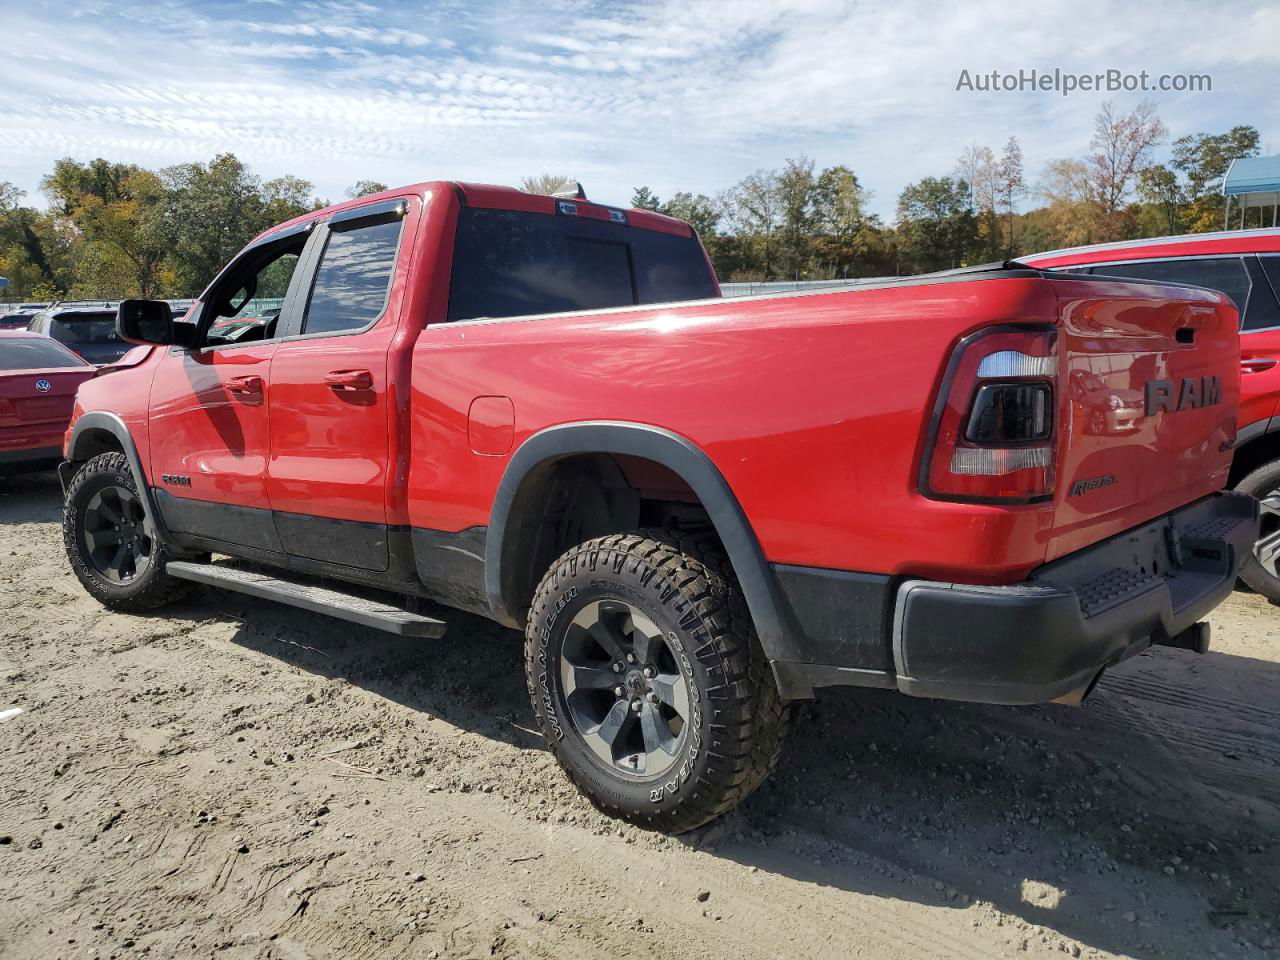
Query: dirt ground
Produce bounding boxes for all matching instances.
[1,472,1277,960]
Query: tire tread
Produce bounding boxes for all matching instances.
[62,452,193,612]
[524,527,789,833]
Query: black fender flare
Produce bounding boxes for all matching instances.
[63,411,173,544]
[484,421,800,663]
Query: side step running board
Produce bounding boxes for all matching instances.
[165,561,447,638]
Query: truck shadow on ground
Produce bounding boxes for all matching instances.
[0,470,64,524]
[199,586,1280,960]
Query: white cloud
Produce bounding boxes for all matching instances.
[0,0,1276,216]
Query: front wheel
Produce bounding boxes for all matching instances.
[524,530,789,833]
[63,452,194,611]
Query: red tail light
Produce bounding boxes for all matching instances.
[922,326,1058,503]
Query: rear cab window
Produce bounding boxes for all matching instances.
[447,208,717,322]
[0,337,90,371]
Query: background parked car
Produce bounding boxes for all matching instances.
[0,330,96,472]
[24,301,131,366]
[1022,227,1280,602]
[0,309,40,330]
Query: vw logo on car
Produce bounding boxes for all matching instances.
[34,378,51,393]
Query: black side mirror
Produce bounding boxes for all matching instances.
[117,299,195,347]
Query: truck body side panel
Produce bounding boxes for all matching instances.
[406,276,1065,585]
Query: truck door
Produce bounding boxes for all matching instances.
[148,224,319,550]
[1241,256,1280,431]
[265,199,412,572]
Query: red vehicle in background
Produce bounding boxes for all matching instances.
[1023,228,1280,602]
[0,330,96,472]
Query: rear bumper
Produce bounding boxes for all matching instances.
[772,492,1259,703]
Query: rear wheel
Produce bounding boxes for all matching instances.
[1236,459,1280,603]
[63,452,194,611]
[524,530,789,833]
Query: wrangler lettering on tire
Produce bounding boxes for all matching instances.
[523,529,789,833]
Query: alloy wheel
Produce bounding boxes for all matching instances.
[82,485,153,584]
[559,599,691,778]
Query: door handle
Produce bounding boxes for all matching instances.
[324,369,374,391]
[1240,357,1278,373]
[226,375,264,397]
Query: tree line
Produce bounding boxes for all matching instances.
[0,159,384,301]
[0,102,1265,301]
[538,101,1263,280]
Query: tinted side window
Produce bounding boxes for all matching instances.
[302,219,403,336]
[1256,256,1280,329]
[1242,257,1280,332]
[448,208,716,322]
[1088,257,1252,315]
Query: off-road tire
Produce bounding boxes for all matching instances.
[1235,460,1280,603]
[63,452,193,611]
[524,529,790,833]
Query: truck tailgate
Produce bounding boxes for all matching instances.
[1047,277,1239,561]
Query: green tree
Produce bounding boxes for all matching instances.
[1,182,73,298]
[775,156,817,279]
[1172,126,1260,231]
[161,154,269,293]
[895,177,977,273]
[724,170,782,279]
[811,166,884,277]
[1136,164,1184,235]
[346,179,388,200]
[630,186,661,211]
[661,192,719,237]
[264,175,319,224]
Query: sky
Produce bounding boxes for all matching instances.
[0,0,1277,219]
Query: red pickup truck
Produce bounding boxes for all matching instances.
[59,182,1258,832]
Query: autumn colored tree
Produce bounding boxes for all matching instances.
[42,158,172,297]
[520,173,578,196]
[1087,100,1167,239]
[997,137,1026,257]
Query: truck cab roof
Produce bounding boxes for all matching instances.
[252,180,697,249]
